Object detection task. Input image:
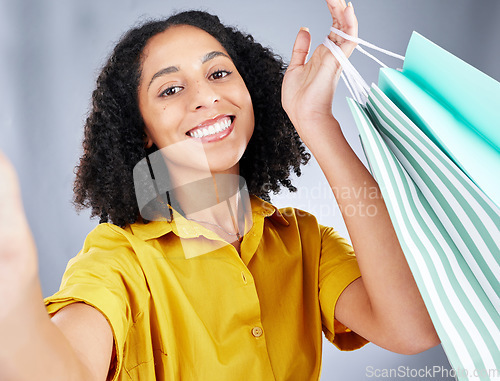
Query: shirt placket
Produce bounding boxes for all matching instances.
[173,209,277,379]
[235,212,277,380]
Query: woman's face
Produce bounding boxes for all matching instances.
[138,25,254,175]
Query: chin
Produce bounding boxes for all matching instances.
[206,158,241,174]
[205,145,246,174]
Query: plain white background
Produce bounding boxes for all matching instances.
[1,0,499,379]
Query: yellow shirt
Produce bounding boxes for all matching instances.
[44,196,368,380]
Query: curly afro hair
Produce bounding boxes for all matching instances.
[73,10,310,227]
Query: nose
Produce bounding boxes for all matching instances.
[192,80,220,110]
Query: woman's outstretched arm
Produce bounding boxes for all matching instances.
[282,0,440,354]
[0,151,113,381]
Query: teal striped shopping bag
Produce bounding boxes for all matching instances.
[348,85,500,381]
[324,26,500,380]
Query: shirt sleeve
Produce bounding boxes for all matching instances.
[44,224,146,381]
[318,224,369,351]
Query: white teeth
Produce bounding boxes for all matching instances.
[189,117,232,138]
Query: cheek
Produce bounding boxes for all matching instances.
[227,76,252,105]
[241,84,253,109]
[244,98,255,124]
[242,104,255,140]
[233,84,254,119]
[143,112,186,150]
[151,106,182,132]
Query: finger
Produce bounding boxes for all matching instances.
[326,0,347,44]
[288,27,311,71]
[340,3,358,58]
[0,151,25,223]
[344,3,358,38]
[0,151,21,201]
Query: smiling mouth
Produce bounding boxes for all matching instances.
[186,116,234,139]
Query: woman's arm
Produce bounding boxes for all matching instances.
[282,0,440,354]
[0,151,113,381]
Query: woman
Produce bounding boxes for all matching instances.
[0,0,439,380]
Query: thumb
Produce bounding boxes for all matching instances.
[0,151,26,224]
[0,151,37,265]
[288,27,311,71]
[0,151,21,201]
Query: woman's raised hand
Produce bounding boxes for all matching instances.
[0,151,39,320]
[282,0,358,145]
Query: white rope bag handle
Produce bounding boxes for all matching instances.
[323,26,405,105]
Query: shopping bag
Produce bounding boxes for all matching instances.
[349,86,500,381]
[323,28,500,380]
[401,32,500,152]
[378,33,500,207]
[377,68,500,312]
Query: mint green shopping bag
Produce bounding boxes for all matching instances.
[324,27,500,381]
[349,86,500,381]
[378,33,500,207]
[402,32,500,152]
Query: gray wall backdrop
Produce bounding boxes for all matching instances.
[1,0,499,380]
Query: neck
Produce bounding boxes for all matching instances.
[167,163,248,241]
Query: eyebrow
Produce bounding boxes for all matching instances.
[147,50,230,90]
[201,50,229,63]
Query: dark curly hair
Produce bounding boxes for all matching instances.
[73,10,310,227]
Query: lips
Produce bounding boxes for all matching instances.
[186,115,235,141]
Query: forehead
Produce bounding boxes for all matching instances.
[141,25,229,69]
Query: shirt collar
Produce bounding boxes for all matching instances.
[126,195,288,241]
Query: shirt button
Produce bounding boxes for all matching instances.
[252,327,263,337]
[241,271,248,284]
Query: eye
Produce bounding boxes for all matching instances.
[210,70,232,80]
[160,85,183,97]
